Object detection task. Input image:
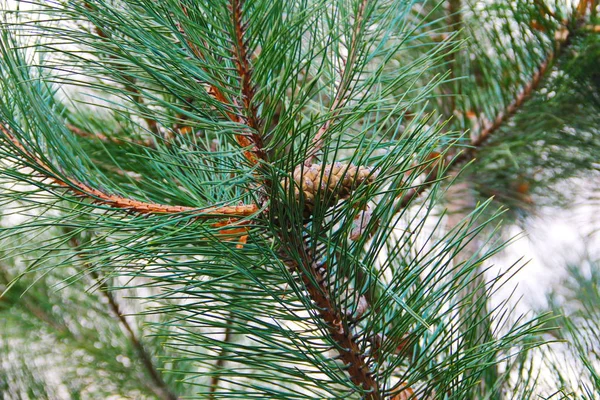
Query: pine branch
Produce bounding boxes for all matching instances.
[67,124,154,148]
[384,26,574,216]
[207,316,234,399]
[174,5,220,137]
[357,25,574,241]
[0,123,258,218]
[0,269,69,334]
[280,242,381,399]
[458,27,572,161]
[576,0,595,18]
[91,274,177,400]
[83,1,159,136]
[2,255,174,399]
[228,0,266,164]
[67,124,150,180]
[307,0,370,164]
[178,2,265,166]
[439,3,499,394]
[67,234,178,400]
[177,4,229,108]
[358,156,441,241]
[230,0,262,134]
[1,2,575,396]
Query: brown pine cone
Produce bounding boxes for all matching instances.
[283,163,377,216]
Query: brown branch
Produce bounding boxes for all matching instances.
[229,0,266,163]
[178,2,264,165]
[177,5,230,109]
[230,0,262,132]
[307,0,370,164]
[67,235,178,400]
[208,317,234,399]
[458,29,568,161]
[84,2,159,136]
[99,280,177,400]
[445,0,461,117]
[67,124,155,148]
[357,28,572,241]
[1,123,259,218]
[96,276,177,400]
[280,244,381,399]
[577,0,594,17]
[0,268,70,334]
[399,27,570,208]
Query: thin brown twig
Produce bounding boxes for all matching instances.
[67,235,178,400]
[458,30,568,160]
[96,276,177,400]
[208,318,234,399]
[0,268,70,334]
[67,124,154,148]
[391,26,571,212]
[576,0,594,17]
[2,254,172,399]
[280,243,381,399]
[1,123,259,218]
[178,2,265,165]
[230,0,262,132]
[228,0,266,164]
[84,2,159,136]
[307,0,370,164]
[177,4,229,108]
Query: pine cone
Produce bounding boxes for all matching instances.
[283,163,377,216]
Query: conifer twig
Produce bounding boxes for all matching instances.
[90,273,178,400]
[281,243,381,399]
[84,2,159,136]
[229,0,266,163]
[178,2,265,165]
[307,0,370,164]
[2,256,175,400]
[208,318,234,399]
[67,124,155,148]
[576,0,594,17]
[0,269,69,334]
[0,123,258,218]
[67,236,178,400]
[388,26,572,214]
[230,0,262,133]
[177,4,229,110]
[456,27,570,162]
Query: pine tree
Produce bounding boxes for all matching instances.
[0,0,598,399]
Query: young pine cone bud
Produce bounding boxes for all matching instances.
[283,163,377,216]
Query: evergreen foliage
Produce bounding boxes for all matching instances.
[0,0,598,398]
